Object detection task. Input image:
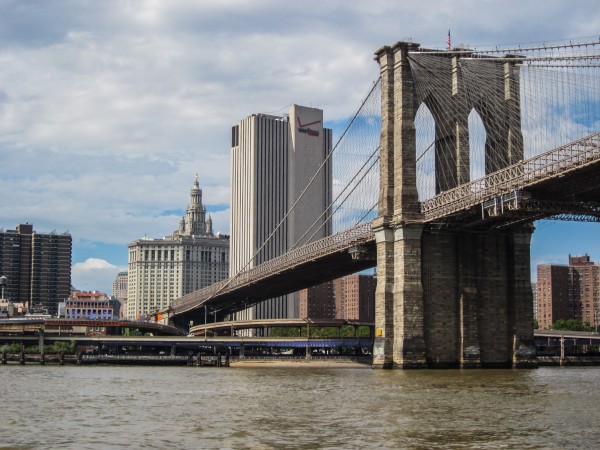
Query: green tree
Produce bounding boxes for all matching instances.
[0,343,22,353]
[551,319,590,331]
[128,328,143,336]
[46,340,76,354]
[270,327,301,337]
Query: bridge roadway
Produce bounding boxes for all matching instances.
[170,131,600,323]
[171,223,377,322]
[421,131,600,227]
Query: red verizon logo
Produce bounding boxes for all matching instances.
[297,117,320,137]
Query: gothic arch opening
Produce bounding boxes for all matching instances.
[468,108,486,181]
[415,102,436,201]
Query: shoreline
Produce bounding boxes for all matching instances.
[4,353,600,367]
[0,352,372,368]
[229,359,371,368]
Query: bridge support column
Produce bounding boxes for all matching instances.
[305,343,312,359]
[458,234,482,368]
[511,228,537,368]
[372,225,394,368]
[459,291,481,368]
[372,41,426,369]
[373,41,426,369]
[422,227,537,368]
[38,328,45,354]
[391,225,427,368]
[373,224,427,369]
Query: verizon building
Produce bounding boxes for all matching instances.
[230,104,332,319]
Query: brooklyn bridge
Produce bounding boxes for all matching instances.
[167,38,600,369]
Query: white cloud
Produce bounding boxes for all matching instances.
[74,258,116,271]
[72,258,126,294]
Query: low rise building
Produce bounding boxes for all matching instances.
[0,300,28,318]
[60,291,113,319]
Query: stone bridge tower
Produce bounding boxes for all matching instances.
[372,41,536,369]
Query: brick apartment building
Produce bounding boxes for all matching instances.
[299,274,375,321]
[537,254,600,329]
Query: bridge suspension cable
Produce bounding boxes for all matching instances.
[172,37,600,320]
[414,38,600,56]
[290,145,380,251]
[184,79,382,314]
[408,38,600,202]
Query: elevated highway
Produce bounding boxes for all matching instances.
[188,318,374,336]
[0,318,185,336]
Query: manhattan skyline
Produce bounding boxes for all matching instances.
[0,1,598,294]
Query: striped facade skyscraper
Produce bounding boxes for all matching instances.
[230,104,332,320]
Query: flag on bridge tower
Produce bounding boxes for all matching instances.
[447,29,451,50]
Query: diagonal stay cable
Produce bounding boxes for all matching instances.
[292,150,381,249]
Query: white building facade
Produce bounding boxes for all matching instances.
[230,104,332,320]
[127,175,229,319]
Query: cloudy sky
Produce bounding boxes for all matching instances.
[0,0,598,294]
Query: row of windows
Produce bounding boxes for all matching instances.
[145,249,176,261]
[66,309,112,315]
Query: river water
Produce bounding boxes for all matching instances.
[1,365,599,449]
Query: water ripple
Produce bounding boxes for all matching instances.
[1,366,600,449]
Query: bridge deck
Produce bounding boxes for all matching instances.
[422,132,600,224]
[171,223,375,319]
[171,132,600,321]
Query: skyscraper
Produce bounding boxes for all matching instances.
[127,175,229,319]
[230,104,332,319]
[0,223,72,315]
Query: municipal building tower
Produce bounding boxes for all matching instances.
[127,175,228,319]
